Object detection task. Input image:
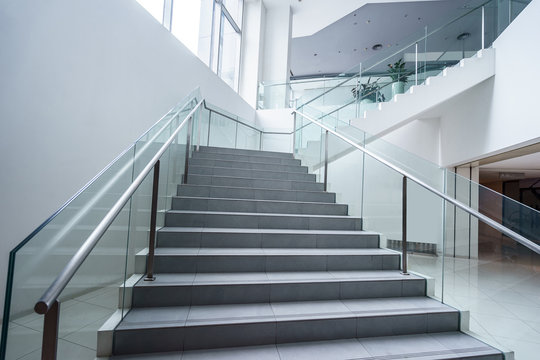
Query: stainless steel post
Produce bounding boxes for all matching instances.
[184,116,192,183]
[144,160,160,281]
[324,130,329,191]
[402,176,409,275]
[41,300,60,360]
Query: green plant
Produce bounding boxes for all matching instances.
[352,77,380,102]
[387,58,408,83]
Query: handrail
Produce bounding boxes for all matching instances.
[292,110,540,255]
[34,99,204,315]
[298,0,492,111]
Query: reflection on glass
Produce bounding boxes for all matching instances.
[218,16,241,90]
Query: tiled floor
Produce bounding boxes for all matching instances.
[4,286,119,360]
[409,252,540,360]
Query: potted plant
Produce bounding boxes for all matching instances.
[387,58,408,96]
[351,77,382,104]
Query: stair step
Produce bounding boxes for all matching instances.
[177,184,335,203]
[187,174,323,191]
[111,332,502,359]
[192,151,301,166]
[145,247,399,273]
[113,297,459,354]
[189,157,309,173]
[156,228,379,248]
[198,146,294,159]
[164,211,362,230]
[132,270,425,307]
[189,165,316,182]
[171,197,348,215]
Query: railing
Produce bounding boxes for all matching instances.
[0,90,291,360]
[259,0,531,112]
[293,108,540,358]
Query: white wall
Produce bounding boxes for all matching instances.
[0,0,255,320]
[439,0,540,167]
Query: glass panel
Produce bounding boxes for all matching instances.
[136,0,165,23]
[198,0,214,67]
[218,15,241,90]
[223,0,243,28]
[0,92,200,359]
[171,0,202,54]
[208,111,236,148]
[2,147,135,359]
[442,204,540,359]
[236,123,260,150]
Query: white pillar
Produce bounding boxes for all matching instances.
[261,4,292,109]
[239,0,265,108]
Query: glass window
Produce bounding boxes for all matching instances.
[197,0,214,67]
[218,16,241,90]
[136,0,164,23]
[171,1,202,55]
[222,0,243,29]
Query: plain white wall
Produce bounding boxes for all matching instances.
[0,0,256,320]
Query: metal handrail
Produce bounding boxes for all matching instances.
[298,0,492,111]
[34,99,204,316]
[292,110,540,255]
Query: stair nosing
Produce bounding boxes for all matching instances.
[178,183,333,195]
[166,210,361,219]
[188,173,318,184]
[157,227,377,235]
[189,165,313,177]
[172,196,346,207]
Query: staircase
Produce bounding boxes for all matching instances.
[110,146,502,359]
[352,48,496,139]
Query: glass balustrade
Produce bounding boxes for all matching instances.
[0,90,266,360]
[260,0,531,113]
[293,112,540,359]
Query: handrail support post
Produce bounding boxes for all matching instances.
[184,116,193,183]
[324,130,329,191]
[41,300,60,360]
[144,160,160,281]
[402,176,409,275]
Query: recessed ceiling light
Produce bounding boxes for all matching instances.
[353,48,357,51]
[353,22,358,25]
[354,13,357,16]
[372,44,383,51]
[404,14,408,17]
[364,47,368,51]
[457,32,470,40]
[366,19,371,24]
[314,53,318,56]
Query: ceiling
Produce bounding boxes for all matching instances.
[290,0,487,77]
[480,152,540,183]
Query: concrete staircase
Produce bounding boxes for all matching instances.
[110,146,502,359]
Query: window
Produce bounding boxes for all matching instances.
[135,0,244,92]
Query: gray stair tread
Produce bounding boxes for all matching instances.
[199,146,293,158]
[135,270,422,287]
[190,165,309,176]
[188,174,316,184]
[158,227,377,235]
[167,210,361,219]
[153,247,398,256]
[117,297,455,330]
[178,184,328,195]
[111,332,501,359]
[174,196,338,205]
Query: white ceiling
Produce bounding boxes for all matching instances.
[289,0,486,77]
